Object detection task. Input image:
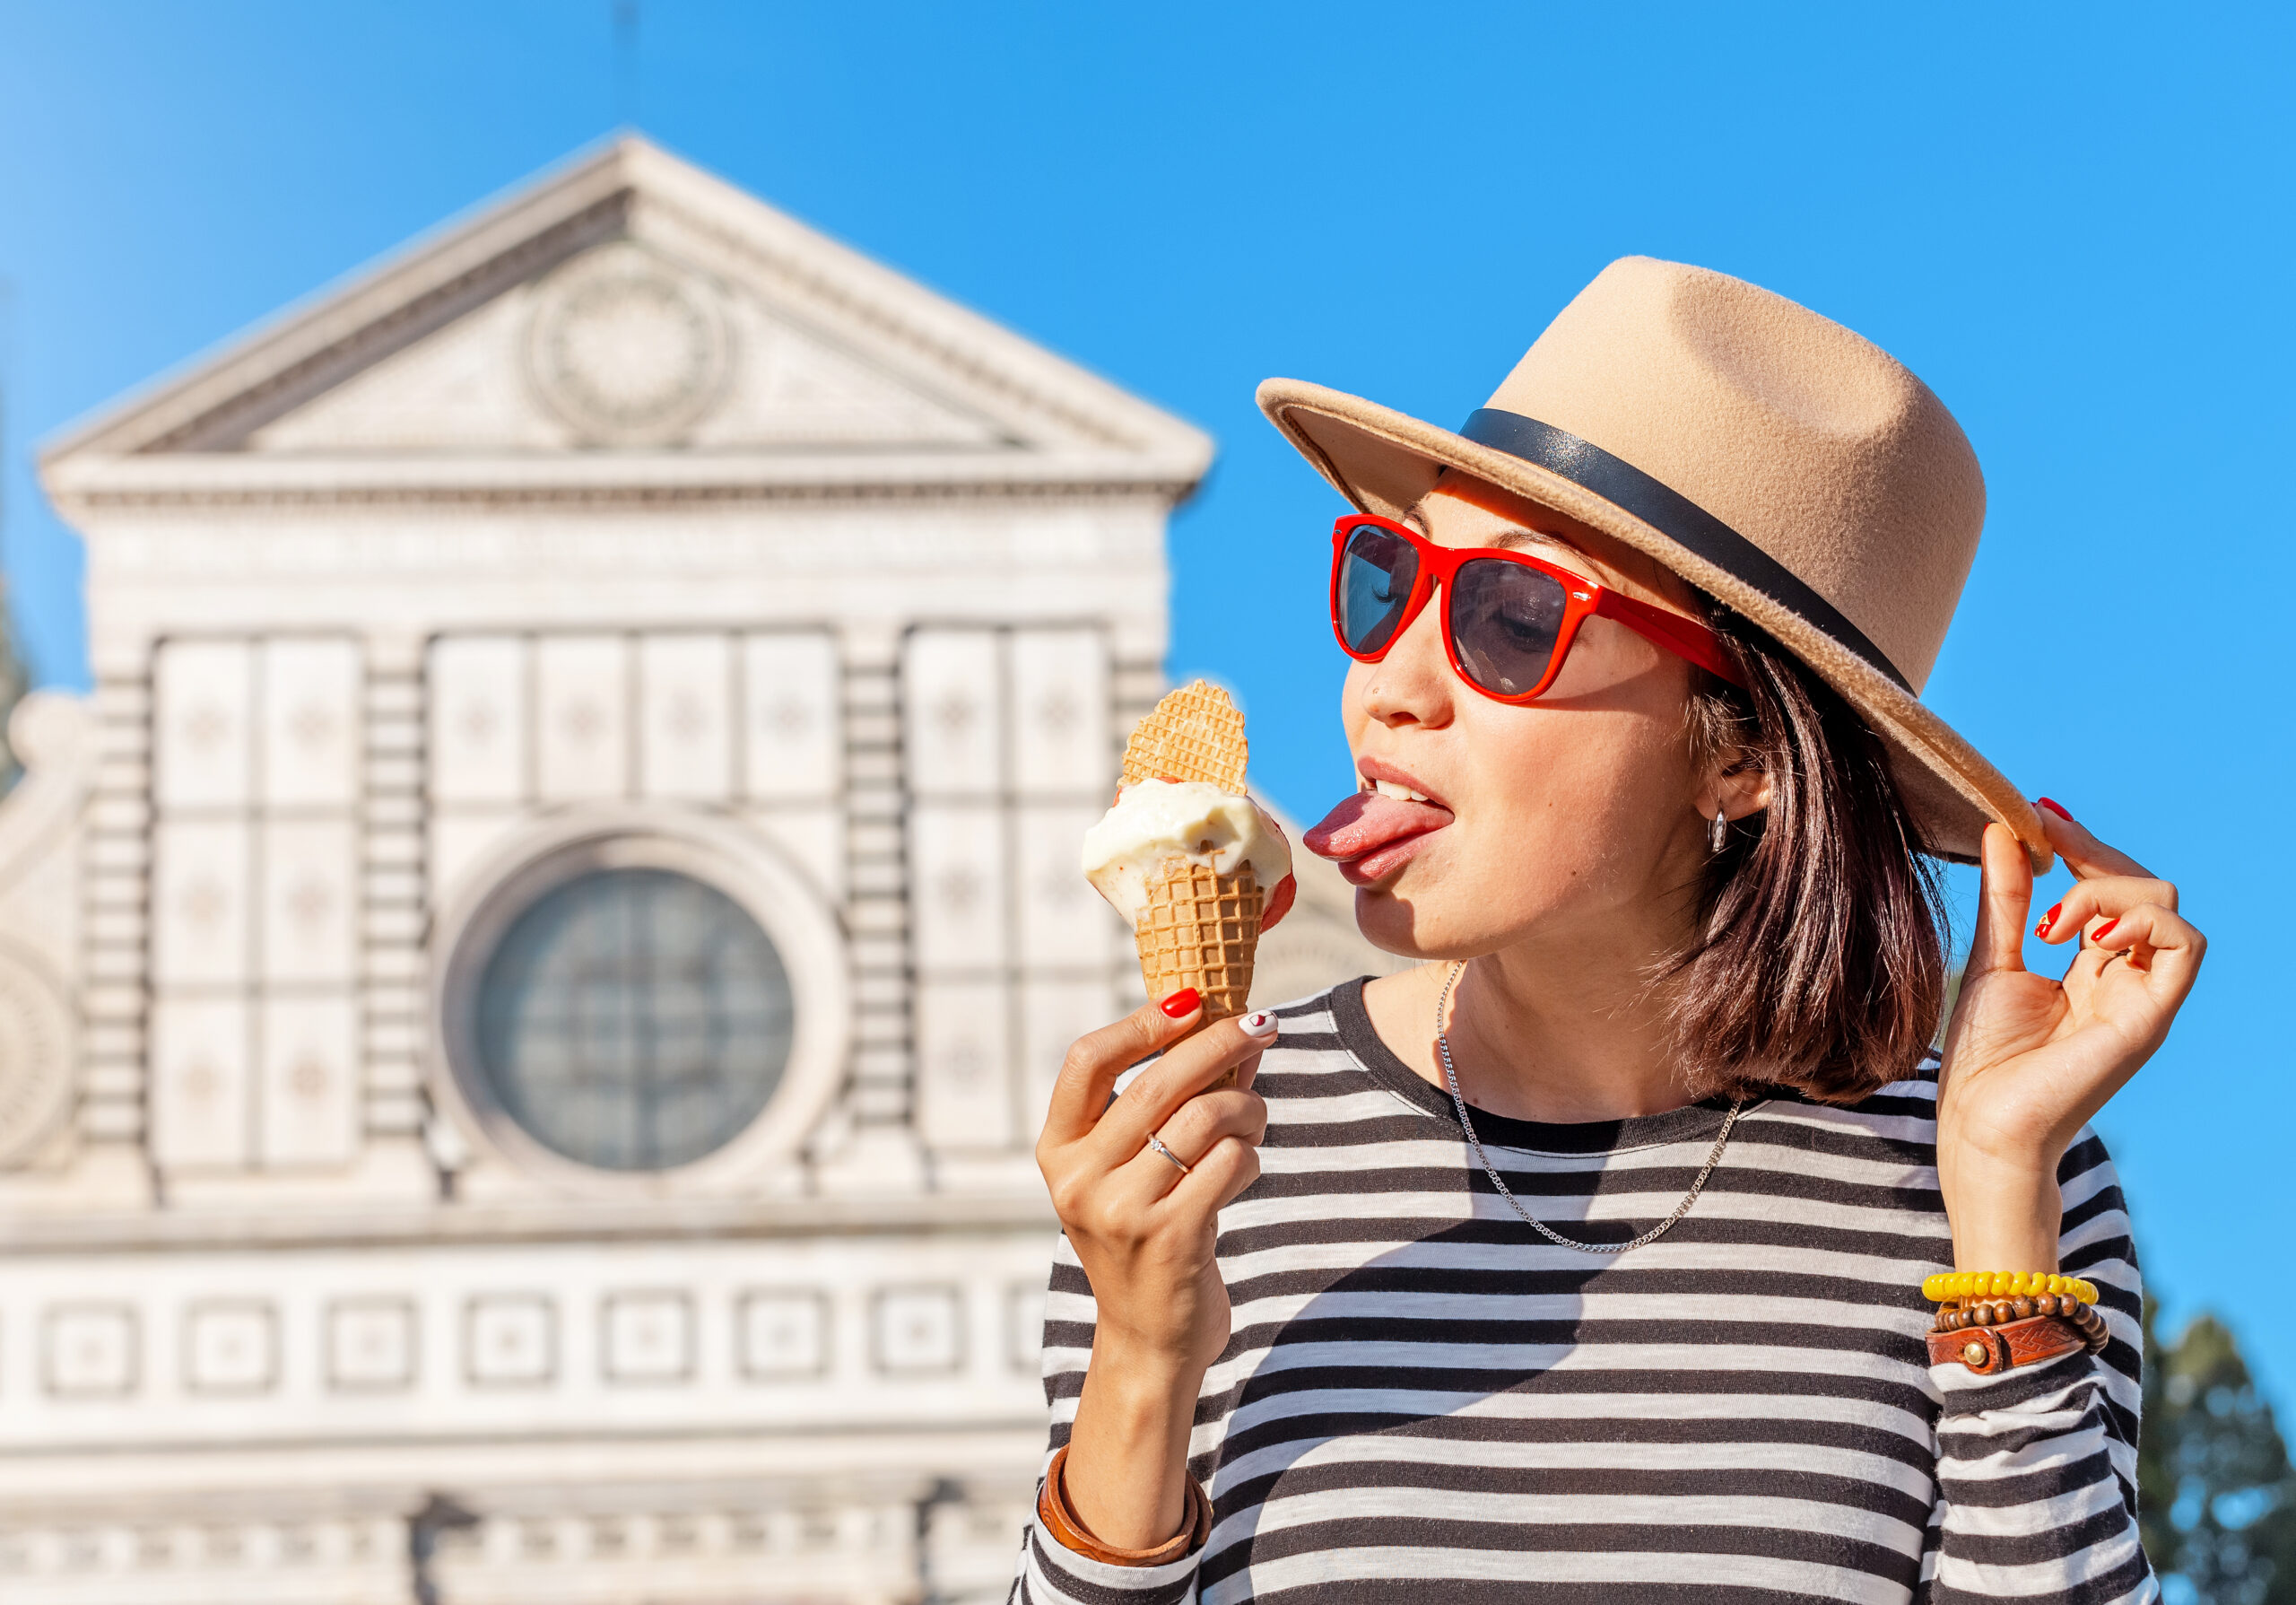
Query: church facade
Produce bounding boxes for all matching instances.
[0,139,1387,1604]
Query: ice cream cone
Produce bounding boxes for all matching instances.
[1122,679,1248,793]
[1135,859,1264,1088]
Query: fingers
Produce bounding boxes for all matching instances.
[1039,995,1208,1147]
[1090,1011,1283,1163]
[2088,901,2206,1000]
[2035,798,2156,884]
[1110,1085,1270,1207]
[1965,823,2033,978]
[2034,873,2183,946]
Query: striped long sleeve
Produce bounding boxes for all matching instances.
[1013,980,2152,1604]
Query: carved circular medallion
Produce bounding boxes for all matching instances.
[526,242,733,445]
[0,949,74,1168]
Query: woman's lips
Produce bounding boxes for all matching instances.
[1304,791,1456,885]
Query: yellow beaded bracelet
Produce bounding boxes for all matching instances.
[1921,1271,2098,1304]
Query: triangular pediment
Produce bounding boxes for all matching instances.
[43,137,1209,502]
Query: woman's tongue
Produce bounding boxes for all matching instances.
[1304,790,1455,875]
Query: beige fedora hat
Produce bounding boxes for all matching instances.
[1259,255,2048,869]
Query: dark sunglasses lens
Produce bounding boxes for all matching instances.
[1449,559,1568,697]
[1335,528,1420,656]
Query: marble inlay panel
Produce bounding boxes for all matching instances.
[427,635,528,805]
[901,631,1001,798]
[1007,629,1109,798]
[741,632,840,800]
[637,634,733,801]
[153,640,254,811]
[912,981,1013,1150]
[257,638,361,807]
[148,997,253,1169]
[535,635,629,802]
[257,994,360,1168]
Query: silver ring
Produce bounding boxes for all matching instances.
[1145,1134,1191,1175]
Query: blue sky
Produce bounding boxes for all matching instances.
[2,4,2290,1401]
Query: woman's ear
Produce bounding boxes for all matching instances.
[1697,761,1771,825]
[1722,763,1772,823]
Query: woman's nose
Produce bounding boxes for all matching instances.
[1356,594,1454,729]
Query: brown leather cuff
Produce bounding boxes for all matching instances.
[1927,1313,2087,1375]
[1036,1444,1213,1567]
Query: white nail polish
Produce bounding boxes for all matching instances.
[1240,1010,1279,1037]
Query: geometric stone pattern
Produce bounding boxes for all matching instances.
[424,627,844,913]
[903,627,1126,1152]
[146,637,363,1175]
[4,1260,1047,1404]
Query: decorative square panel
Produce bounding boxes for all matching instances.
[326,1298,416,1391]
[43,1304,138,1398]
[742,632,840,799]
[465,1295,555,1388]
[151,820,252,987]
[184,1301,277,1395]
[907,806,1007,973]
[1008,1283,1048,1374]
[1019,981,1120,1138]
[638,635,733,800]
[901,630,1001,798]
[258,818,357,984]
[154,640,254,810]
[258,638,361,807]
[602,1291,693,1384]
[873,1287,964,1376]
[427,635,528,804]
[1008,630,1109,798]
[149,997,252,1170]
[257,994,359,1168]
[1015,804,1118,972]
[535,634,629,801]
[737,1290,827,1380]
[913,981,1013,1150]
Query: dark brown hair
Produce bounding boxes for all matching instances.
[1670,604,1948,1103]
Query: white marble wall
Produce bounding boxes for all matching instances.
[147,638,364,1175]
[903,625,1126,1154]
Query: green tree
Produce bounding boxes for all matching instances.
[2141,1300,2296,1602]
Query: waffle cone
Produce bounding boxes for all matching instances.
[1135,860,1263,1089]
[1122,679,1248,792]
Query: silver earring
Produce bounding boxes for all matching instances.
[1709,806,1729,854]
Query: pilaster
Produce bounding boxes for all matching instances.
[74,674,153,1205]
[353,632,437,1196]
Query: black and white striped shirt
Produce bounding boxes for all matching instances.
[1014,979,2151,1604]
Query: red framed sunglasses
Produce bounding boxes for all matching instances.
[1328,514,1747,702]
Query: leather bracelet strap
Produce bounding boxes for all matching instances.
[1927,1313,2088,1375]
[1036,1444,1212,1567]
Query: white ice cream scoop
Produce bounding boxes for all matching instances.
[1080,780,1293,928]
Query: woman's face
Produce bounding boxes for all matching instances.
[1307,478,1718,961]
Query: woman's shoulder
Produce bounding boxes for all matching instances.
[1718,1051,1946,1164]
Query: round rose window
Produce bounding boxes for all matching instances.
[472,867,794,1172]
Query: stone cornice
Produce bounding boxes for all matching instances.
[48,449,1204,514]
[0,1190,1057,1255]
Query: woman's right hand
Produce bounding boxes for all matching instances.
[1035,991,1276,1548]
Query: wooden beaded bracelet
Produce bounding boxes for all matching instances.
[1931,1294,2109,1349]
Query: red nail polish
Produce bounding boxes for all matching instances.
[2092,919,2118,941]
[2037,798,2074,822]
[2036,903,2061,938]
[1160,988,1201,1018]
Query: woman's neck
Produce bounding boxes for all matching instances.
[1363,931,1692,1125]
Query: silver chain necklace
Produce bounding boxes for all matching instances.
[1434,960,1744,1255]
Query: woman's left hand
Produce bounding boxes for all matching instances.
[1935,803,2205,1270]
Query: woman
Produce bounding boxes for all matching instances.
[1014,257,2199,1604]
